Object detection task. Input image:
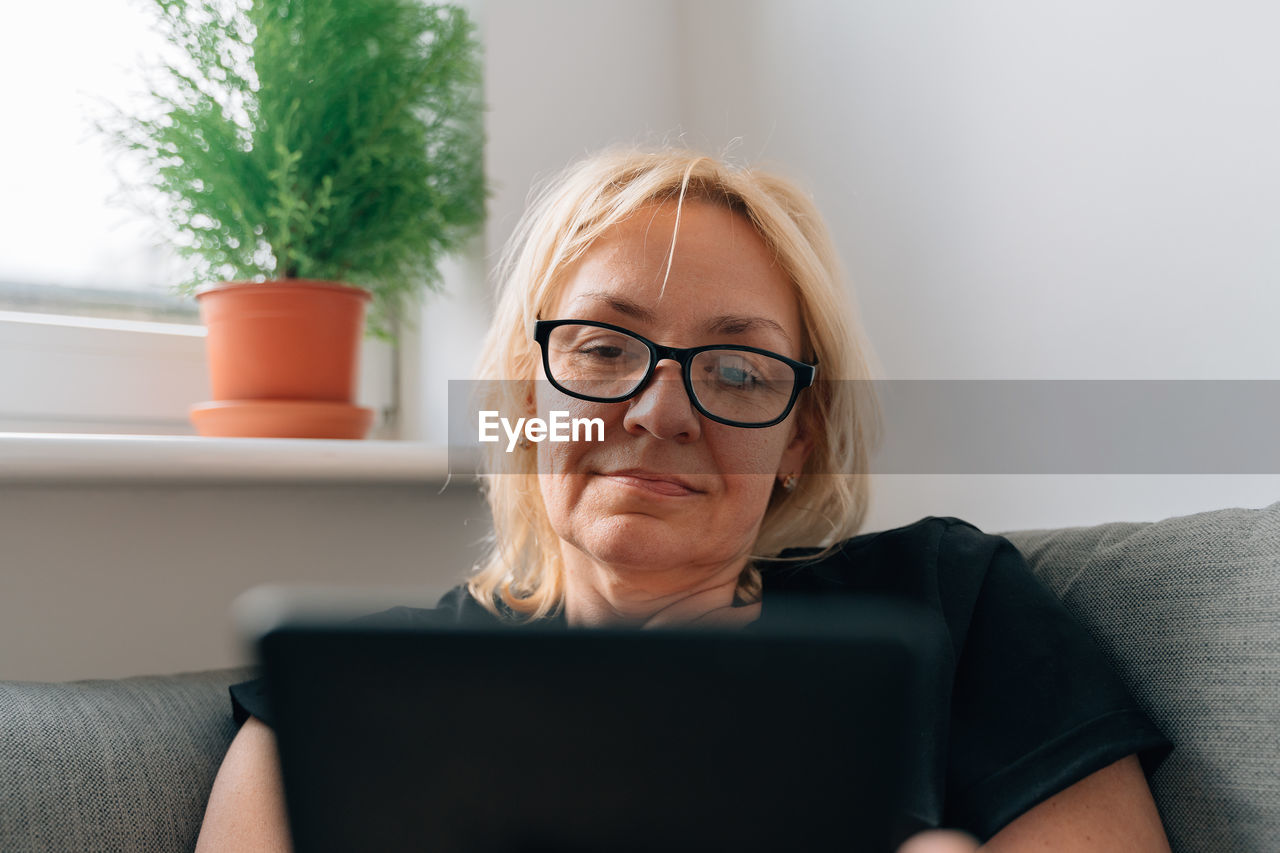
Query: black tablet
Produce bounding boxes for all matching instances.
[256,596,943,853]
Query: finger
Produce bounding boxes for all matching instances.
[897,829,981,853]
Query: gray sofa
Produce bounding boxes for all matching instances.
[3,503,1278,852]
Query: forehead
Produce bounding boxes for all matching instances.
[547,200,802,344]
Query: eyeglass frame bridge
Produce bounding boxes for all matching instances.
[533,318,817,429]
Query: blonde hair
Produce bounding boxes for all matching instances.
[468,146,880,619]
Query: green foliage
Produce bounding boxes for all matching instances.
[102,0,487,341]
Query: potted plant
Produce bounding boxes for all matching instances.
[101,0,485,438]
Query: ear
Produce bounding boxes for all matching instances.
[525,348,549,417]
[776,418,814,481]
[522,378,538,418]
[519,368,540,417]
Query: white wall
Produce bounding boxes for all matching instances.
[480,0,686,254]
[0,482,490,681]
[480,0,1280,531]
[681,1,1280,381]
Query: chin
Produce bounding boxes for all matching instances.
[573,514,695,572]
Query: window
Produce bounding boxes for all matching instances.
[0,1,395,437]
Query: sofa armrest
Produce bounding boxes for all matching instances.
[1005,502,1280,853]
[0,667,254,853]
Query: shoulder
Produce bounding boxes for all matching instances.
[763,516,1013,594]
[229,585,502,726]
[778,515,1003,561]
[760,517,1028,646]
[348,586,503,628]
[434,584,508,624]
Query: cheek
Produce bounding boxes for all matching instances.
[720,474,779,524]
[706,425,793,477]
[534,381,625,471]
[535,469,573,531]
[704,427,791,526]
[532,393,611,530]
[534,381,620,429]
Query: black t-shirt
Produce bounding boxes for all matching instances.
[229,516,1171,841]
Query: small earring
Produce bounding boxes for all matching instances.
[780,473,799,492]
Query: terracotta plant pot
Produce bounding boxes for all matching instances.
[189,280,375,439]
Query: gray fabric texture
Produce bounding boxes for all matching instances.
[1004,502,1280,853]
[0,667,253,853]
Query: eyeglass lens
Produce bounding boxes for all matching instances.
[544,323,797,425]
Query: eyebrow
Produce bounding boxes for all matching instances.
[572,291,795,348]
[575,291,657,324]
[704,314,794,348]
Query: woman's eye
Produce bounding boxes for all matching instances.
[580,344,624,359]
[707,361,761,389]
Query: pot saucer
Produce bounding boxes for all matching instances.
[190,400,375,439]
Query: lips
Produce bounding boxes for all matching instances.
[599,468,704,496]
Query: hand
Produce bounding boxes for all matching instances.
[897,829,981,853]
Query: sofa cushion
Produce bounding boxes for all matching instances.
[1004,502,1280,853]
[0,667,253,853]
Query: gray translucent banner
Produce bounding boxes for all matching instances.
[447,380,1280,474]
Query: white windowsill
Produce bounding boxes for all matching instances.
[0,433,465,484]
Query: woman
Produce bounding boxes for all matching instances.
[198,148,1172,851]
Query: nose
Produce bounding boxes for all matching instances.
[621,360,702,442]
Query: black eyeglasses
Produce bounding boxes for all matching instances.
[534,319,816,428]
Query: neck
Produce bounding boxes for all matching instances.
[561,550,762,629]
